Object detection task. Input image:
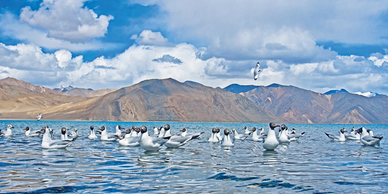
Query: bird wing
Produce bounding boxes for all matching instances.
[325,133,339,140]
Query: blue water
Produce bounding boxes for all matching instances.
[0,120,387,193]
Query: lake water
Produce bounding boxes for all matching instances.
[0,120,387,193]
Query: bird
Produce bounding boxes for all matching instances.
[278,125,291,143]
[345,127,360,140]
[139,126,170,151]
[251,127,265,142]
[287,128,306,141]
[180,128,204,139]
[115,125,125,137]
[221,129,234,147]
[244,126,250,135]
[36,113,43,121]
[325,128,347,142]
[41,126,71,149]
[23,127,40,137]
[216,128,223,141]
[99,126,118,141]
[263,123,280,151]
[118,129,140,147]
[208,128,220,142]
[162,124,194,148]
[4,124,14,137]
[358,127,383,146]
[88,126,98,140]
[253,62,261,80]
[69,128,79,139]
[60,127,74,141]
[231,128,251,140]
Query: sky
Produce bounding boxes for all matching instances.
[1,0,388,95]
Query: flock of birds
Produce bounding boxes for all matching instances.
[324,127,383,146]
[0,120,383,151]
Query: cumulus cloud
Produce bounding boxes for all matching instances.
[132,30,172,46]
[134,0,388,64]
[19,0,114,42]
[152,54,182,64]
[0,13,115,52]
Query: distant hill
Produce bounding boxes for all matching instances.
[324,89,349,95]
[64,88,118,97]
[54,85,74,92]
[223,84,258,94]
[242,85,388,124]
[55,78,276,122]
[0,77,63,95]
[1,77,388,124]
[353,91,379,97]
[184,80,203,86]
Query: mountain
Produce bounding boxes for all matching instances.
[353,91,379,97]
[223,84,258,94]
[241,84,388,124]
[54,85,74,92]
[0,77,63,95]
[1,77,388,124]
[323,89,349,95]
[47,78,277,122]
[0,82,88,119]
[64,88,118,97]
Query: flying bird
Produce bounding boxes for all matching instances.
[253,62,261,80]
[37,113,43,121]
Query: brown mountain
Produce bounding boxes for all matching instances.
[0,77,63,95]
[47,78,277,122]
[240,84,388,124]
[64,88,118,97]
[0,77,277,122]
[0,82,89,119]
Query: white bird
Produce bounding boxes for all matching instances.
[251,127,265,142]
[153,127,160,136]
[180,128,204,139]
[216,128,223,141]
[118,129,140,146]
[69,128,79,139]
[278,125,291,143]
[36,113,43,121]
[325,128,347,142]
[99,126,118,141]
[288,128,306,141]
[358,127,383,146]
[253,62,261,80]
[23,127,40,137]
[115,125,125,137]
[61,127,74,141]
[345,127,359,140]
[139,126,170,151]
[221,129,234,147]
[244,126,250,135]
[263,123,280,151]
[4,124,14,137]
[208,128,220,142]
[232,128,251,140]
[41,126,71,149]
[88,126,98,140]
[162,124,194,148]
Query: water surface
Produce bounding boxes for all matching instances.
[0,120,387,193]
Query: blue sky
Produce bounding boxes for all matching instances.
[1,0,388,95]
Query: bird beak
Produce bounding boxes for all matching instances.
[23,128,27,130]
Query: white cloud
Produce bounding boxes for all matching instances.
[135,0,388,64]
[134,30,172,46]
[20,0,113,42]
[0,13,116,52]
